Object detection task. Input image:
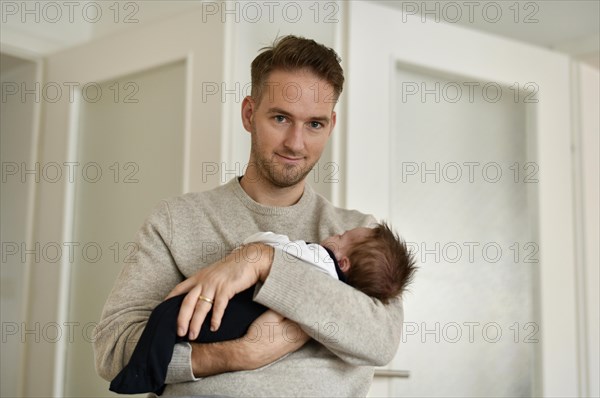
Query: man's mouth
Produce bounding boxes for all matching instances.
[275,153,304,163]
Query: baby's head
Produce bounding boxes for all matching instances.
[321,223,416,303]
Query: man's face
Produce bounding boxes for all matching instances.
[242,68,337,188]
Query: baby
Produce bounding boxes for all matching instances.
[246,222,415,304]
[110,222,416,394]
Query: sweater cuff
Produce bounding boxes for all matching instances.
[253,247,312,314]
[165,342,199,384]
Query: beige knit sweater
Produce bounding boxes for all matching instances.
[94,177,404,397]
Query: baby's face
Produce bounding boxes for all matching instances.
[320,227,373,260]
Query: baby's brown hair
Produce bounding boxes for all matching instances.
[345,223,416,304]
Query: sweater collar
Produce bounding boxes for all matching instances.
[227,176,315,216]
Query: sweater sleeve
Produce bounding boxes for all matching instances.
[253,246,404,367]
[244,232,338,280]
[93,201,196,384]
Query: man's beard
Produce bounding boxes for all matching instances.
[249,133,315,188]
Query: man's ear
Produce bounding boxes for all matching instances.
[328,111,337,137]
[241,96,255,132]
[338,256,350,273]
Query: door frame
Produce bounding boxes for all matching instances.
[345,1,579,396]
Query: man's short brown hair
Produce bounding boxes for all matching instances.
[346,223,417,304]
[250,35,344,104]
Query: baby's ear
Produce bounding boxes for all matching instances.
[339,256,351,272]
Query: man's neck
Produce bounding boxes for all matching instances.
[239,175,305,207]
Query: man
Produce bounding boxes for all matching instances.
[94,35,404,397]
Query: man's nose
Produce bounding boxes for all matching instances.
[283,124,304,153]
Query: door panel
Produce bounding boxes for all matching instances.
[28,7,225,396]
[64,60,186,397]
[346,1,577,396]
[0,53,39,398]
[389,65,536,397]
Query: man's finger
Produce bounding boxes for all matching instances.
[176,288,202,336]
[188,289,216,340]
[210,295,229,332]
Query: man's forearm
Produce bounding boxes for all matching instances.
[191,340,243,377]
[190,310,309,377]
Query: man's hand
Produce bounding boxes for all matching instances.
[191,310,310,377]
[166,243,274,340]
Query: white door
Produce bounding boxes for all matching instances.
[345,2,578,397]
[25,8,227,397]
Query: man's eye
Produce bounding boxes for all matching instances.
[310,121,323,129]
[274,115,286,123]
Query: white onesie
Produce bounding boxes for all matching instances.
[243,232,339,280]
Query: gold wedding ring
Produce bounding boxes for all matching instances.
[197,295,214,305]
